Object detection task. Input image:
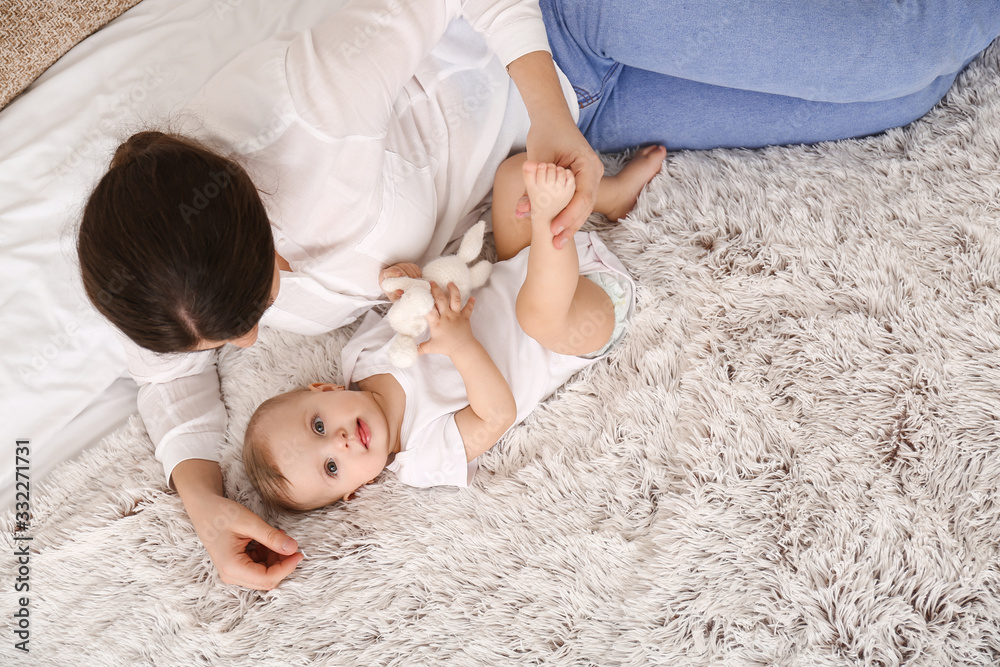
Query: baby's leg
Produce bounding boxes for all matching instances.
[515,162,615,356]
[493,147,667,261]
[492,153,532,261]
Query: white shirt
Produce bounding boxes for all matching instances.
[340,232,635,489]
[124,0,580,484]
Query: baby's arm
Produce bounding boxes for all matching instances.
[419,282,517,461]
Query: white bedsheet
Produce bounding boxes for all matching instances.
[0,375,140,512]
[0,0,349,502]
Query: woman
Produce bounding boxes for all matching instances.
[78,0,1000,590]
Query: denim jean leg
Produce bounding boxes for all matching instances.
[541,0,1000,149]
[585,60,968,152]
[545,0,1000,102]
[538,0,622,139]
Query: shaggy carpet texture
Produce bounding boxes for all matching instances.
[4,41,1000,667]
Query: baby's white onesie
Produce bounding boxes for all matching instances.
[340,232,635,488]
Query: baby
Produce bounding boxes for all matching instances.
[243,146,666,511]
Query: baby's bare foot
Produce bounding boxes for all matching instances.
[522,161,575,222]
[601,145,666,222]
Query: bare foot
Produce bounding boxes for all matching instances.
[599,145,666,222]
[522,161,575,224]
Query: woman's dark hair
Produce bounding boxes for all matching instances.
[78,131,275,353]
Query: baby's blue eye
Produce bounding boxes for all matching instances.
[313,416,325,435]
[325,458,338,477]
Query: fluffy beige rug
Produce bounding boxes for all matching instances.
[4,39,1000,667]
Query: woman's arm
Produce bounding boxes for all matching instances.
[127,342,303,589]
[464,0,602,249]
[507,51,603,250]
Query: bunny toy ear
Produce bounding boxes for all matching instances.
[468,260,492,290]
[456,220,487,263]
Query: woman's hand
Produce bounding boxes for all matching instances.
[188,493,303,591]
[379,263,422,301]
[525,118,603,249]
[173,459,303,591]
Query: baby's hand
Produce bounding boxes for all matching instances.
[418,282,476,358]
[522,161,575,221]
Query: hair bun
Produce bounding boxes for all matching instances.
[110,131,168,169]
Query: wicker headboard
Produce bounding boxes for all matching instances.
[0,0,143,108]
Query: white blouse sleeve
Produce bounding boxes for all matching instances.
[462,0,551,68]
[123,337,227,487]
[285,0,550,137]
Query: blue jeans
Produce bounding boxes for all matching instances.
[540,0,1000,151]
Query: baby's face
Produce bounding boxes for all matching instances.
[261,384,392,510]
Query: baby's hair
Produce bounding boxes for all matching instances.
[243,388,311,513]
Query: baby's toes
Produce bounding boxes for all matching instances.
[522,160,539,181]
[557,166,571,188]
[537,163,553,186]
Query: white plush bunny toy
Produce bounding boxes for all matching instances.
[379,220,492,367]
